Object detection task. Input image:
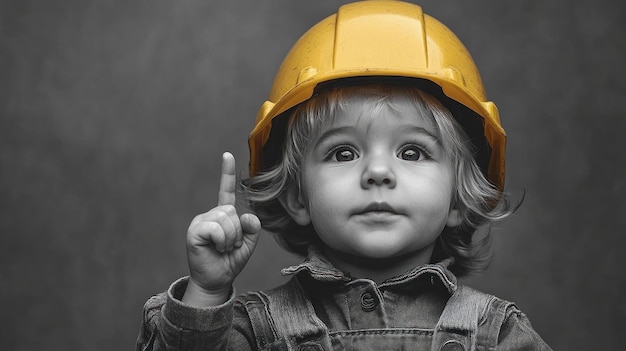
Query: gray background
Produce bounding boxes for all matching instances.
[1,0,625,349]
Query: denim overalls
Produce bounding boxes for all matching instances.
[239,276,513,351]
[137,248,552,351]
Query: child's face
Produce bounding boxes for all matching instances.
[288,95,461,263]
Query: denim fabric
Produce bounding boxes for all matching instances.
[137,246,552,351]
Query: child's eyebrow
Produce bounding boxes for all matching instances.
[315,125,440,146]
[402,125,440,143]
[315,126,356,146]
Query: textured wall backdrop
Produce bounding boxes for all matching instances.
[1,0,625,350]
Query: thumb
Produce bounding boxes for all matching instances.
[240,213,261,236]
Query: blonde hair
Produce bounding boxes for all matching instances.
[242,83,514,276]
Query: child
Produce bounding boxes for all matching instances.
[137,1,551,350]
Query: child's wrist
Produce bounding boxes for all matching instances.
[181,278,232,307]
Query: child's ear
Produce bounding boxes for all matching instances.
[278,185,311,226]
[446,208,462,228]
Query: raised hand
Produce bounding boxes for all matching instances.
[182,152,261,306]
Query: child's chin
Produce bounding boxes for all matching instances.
[353,244,407,260]
[349,241,434,265]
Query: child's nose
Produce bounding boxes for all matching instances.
[361,157,396,189]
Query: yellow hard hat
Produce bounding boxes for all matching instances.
[248,0,506,190]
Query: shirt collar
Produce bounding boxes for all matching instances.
[281,245,459,294]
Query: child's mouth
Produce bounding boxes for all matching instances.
[359,202,396,213]
[354,202,400,219]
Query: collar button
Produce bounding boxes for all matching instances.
[360,291,378,312]
[440,340,465,351]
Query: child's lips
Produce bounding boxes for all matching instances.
[353,202,401,219]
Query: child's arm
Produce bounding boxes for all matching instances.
[182,152,261,307]
[136,152,261,351]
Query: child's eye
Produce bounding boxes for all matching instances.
[398,145,427,161]
[330,146,358,162]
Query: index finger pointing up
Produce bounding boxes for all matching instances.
[218,152,237,206]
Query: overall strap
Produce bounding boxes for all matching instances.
[474,295,518,350]
[239,293,286,351]
[431,285,494,351]
[240,278,332,351]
